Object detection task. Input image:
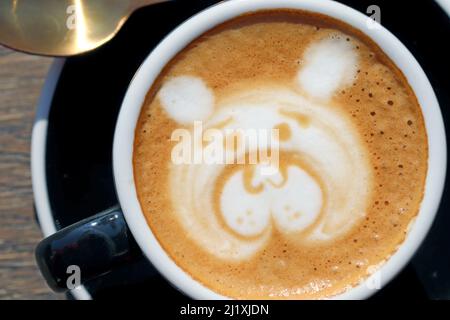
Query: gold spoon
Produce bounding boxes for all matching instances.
[0,0,171,56]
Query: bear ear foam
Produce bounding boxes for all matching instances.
[296,37,359,100]
[158,75,214,125]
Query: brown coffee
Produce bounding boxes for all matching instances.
[133,10,427,299]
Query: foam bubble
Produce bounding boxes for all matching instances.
[297,36,358,100]
[158,75,214,124]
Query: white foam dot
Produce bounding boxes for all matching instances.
[297,36,358,100]
[158,75,214,124]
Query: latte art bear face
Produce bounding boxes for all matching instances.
[158,35,372,261]
[134,10,427,299]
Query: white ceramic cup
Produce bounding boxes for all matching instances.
[113,0,446,299]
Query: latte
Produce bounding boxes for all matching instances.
[133,10,428,299]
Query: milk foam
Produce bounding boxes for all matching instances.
[165,88,371,260]
[158,75,214,124]
[297,37,358,100]
[221,165,323,237]
[136,12,428,299]
[156,35,370,261]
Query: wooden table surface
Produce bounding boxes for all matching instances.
[0,46,63,299]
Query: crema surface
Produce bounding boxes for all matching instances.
[134,10,428,299]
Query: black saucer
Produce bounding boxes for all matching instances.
[38,0,450,299]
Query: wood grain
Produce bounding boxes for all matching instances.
[0,45,63,299]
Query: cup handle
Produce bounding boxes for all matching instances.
[35,206,141,292]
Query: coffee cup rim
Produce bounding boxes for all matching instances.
[113,0,447,299]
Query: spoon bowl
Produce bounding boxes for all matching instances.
[0,0,169,56]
